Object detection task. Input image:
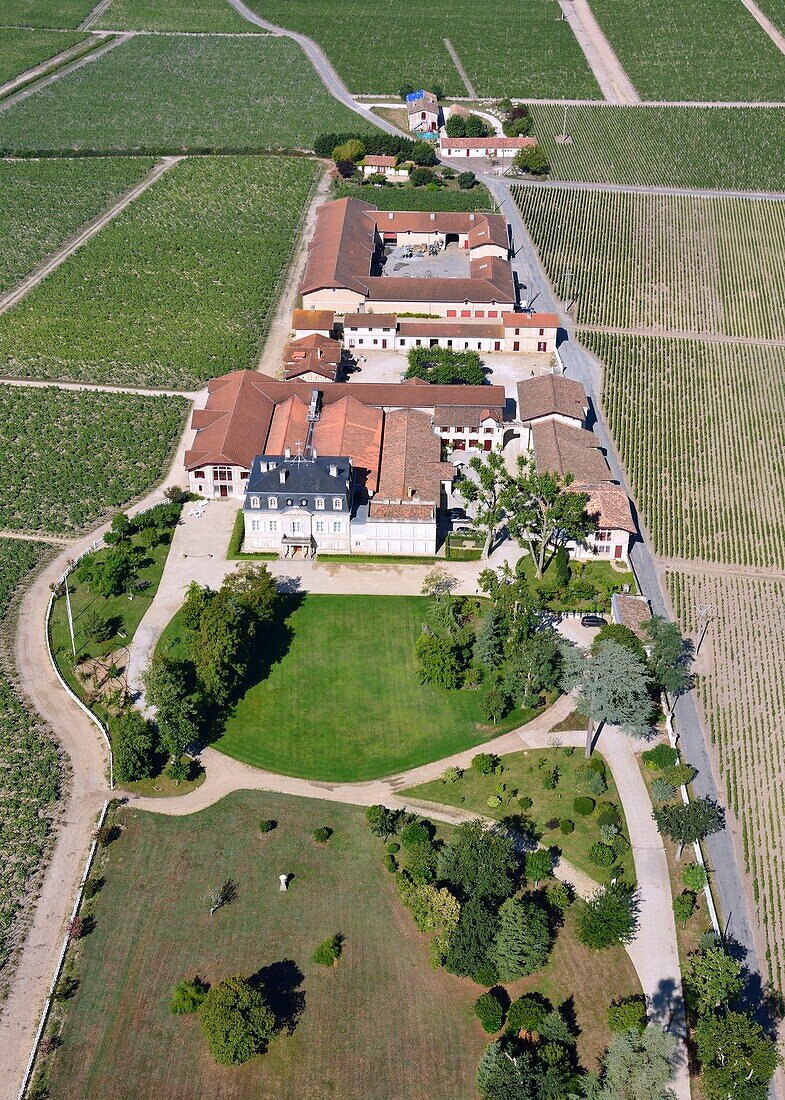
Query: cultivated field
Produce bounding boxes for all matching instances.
[755,0,785,32]
[585,333,785,569]
[0,156,318,388]
[96,0,259,32]
[0,539,62,988]
[334,180,494,211]
[0,28,85,86]
[160,594,540,781]
[4,0,95,27]
[244,0,600,99]
[0,157,154,295]
[667,570,785,990]
[588,0,785,100]
[0,34,368,155]
[42,792,639,1097]
[513,185,785,340]
[529,104,785,191]
[0,385,187,534]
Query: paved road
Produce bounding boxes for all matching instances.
[224,0,402,138]
[511,176,785,202]
[484,169,764,993]
[0,157,183,317]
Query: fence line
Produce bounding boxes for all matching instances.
[16,800,110,1100]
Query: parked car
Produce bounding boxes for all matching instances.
[580,614,607,628]
[447,507,466,520]
[451,521,475,533]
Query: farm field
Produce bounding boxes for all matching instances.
[513,185,785,340]
[3,0,95,27]
[755,0,785,32]
[404,746,635,884]
[244,0,600,99]
[587,0,785,101]
[158,594,542,781]
[0,157,154,296]
[96,0,260,32]
[584,333,785,569]
[41,792,639,1097]
[0,28,85,87]
[0,34,369,155]
[0,539,62,989]
[529,104,785,191]
[0,385,188,534]
[667,570,785,990]
[0,156,318,388]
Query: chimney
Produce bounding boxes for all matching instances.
[284,447,291,458]
[429,212,435,221]
[329,463,338,477]
[279,468,288,484]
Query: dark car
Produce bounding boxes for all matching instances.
[447,507,466,520]
[580,614,607,628]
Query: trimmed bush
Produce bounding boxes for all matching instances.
[663,762,697,788]
[474,991,505,1033]
[386,841,400,854]
[589,842,616,867]
[560,818,575,835]
[642,743,679,770]
[312,934,342,966]
[384,853,397,873]
[573,796,595,816]
[312,827,332,843]
[258,819,276,833]
[472,752,500,776]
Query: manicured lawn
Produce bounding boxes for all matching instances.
[158,594,543,780]
[42,794,489,1099]
[405,746,635,885]
[516,549,636,613]
[40,792,640,1097]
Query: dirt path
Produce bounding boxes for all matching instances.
[554,0,639,104]
[0,34,104,100]
[0,531,75,546]
[738,0,785,55]
[578,323,785,345]
[442,38,476,98]
[655,555,785,583]
[79,0,114,30]
[0,377,197,398]
[0,157,182,318]
[0,32,129,114]
[254,166,331,377]
[511,176,785,202]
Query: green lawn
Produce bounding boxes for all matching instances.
[0,34,370,154]
[38,792,640,1097]
[405,746,635,885]
[516,550,636,613]
[158,594,544,781]
[0,28,86,87]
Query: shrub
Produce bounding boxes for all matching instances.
[607,995,647,1033]
[542,767,559,790]
[682,862,709,892]
[170,977,208,1014]
[518,796,533,811]
[197,976,275,1065]
[458,170,476,190]
[472,753,500,776]
[587,770,608,796]
[642,744,679,770]
[83,876,103,900]
[384,853,397,873]
[400,821,431,848]
[525,848,553,884]
[573,796,595,816]
[599,823,619,845]
[545,881,574,912]
[258,818,276,833]
[312,934,342,966]
[650,777,676,803]
[166,755,189,783]
[513,145,549,176]
[597,804,621,828]
[487,794,502,808]
[312,827,332,843]
[673,891,697,927]
[386,841,400,854]
[589,842,616,867]
[440,765,463,784]
[663,763,697,788]
[474,959,500,987]
[507,993,549,1036]
[560,818,575,835]
[474,991,505,1033]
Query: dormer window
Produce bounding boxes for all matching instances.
[251,496,260,508]
[333,498,343,510]
[268,496,278,508]
[315,497,325,509]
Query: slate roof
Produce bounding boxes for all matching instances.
[245,454,351,499]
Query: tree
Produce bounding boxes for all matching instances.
[365,804,402,840]
[524,848,553,887]
[438,819,518,903]
[445,113,467,136]
[507,993,550,1036]
[398,82,415,99]
[577,882,638,949]
[475,990,505,1033]
[331,138,365,163]
[455,450,510,558]
[312,934,342,966]
[444,896,498,979]
[597,1025,677,1099]
[397,876,460,934]
[672,891,696,927]
[464,113,489,137]
[594,622,646,663]
[414,632,462,688]
[207,879,237,917]
[458,170,476,189]
[476,1041,571,1100]
[607,995,647,1033]
[111,709,157,783]
[513,145,550,176]
[682,945,742,1016]
[481,682,511,722]
[409,165,438,187]
[492,896,552,980]
[561,638,653,757]
[652,798,724,857]
[170,977,207,1014]
[504,456,594,579]
[641,615,693,710]
[97,545,135,597]
[197,976,275,1065]
[406,345,485,385]
[504,632,560,708]
[475,610,504,669]
[695,1011,780,1100]
[221,564,278,624]
[143,653,203,759]
[83,609,113,644]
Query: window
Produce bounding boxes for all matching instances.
[539,328,545,336]
[241,470,250,479]
[300,499,308,506]
[251,519,261,532]
[373,338,378,346]
[194,470,205,479]
[315,520,325,533]
[537,341,547,352]
[250,496,260,508]
[214,465,232,481]
[487,310,498,319]
[333,521,343,533]
[269,520,278,533]
[333,498,343,510]
[315,497,325,509]
[268,496,278,508]
[475,310,485,318]
[292,520,303,534]
[484,426,494,434]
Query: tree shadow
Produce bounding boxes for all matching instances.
[252,959,306,1036]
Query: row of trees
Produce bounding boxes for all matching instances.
[314,131,437,165]
[445,112,492,138]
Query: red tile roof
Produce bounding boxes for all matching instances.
[376,408,452,504]
[398,319,504,339]
[531,421,613,484]
[300,197,377,296]
[585,487,636,534]
[502,312,559,329]
[185,371,274,471]
[434,405,502,425]
[343,313,398,329]
[517,375,588,424]
[291,308,334,331]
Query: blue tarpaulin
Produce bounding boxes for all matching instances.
[406,90,426,102]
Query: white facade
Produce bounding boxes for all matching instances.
[436,415,503,453]
[344,320,397,349]
[353,517,437,556]
[244,505,351,555]
[360,162,409,179]
[189,462,249,500]
[570,527,631,563]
